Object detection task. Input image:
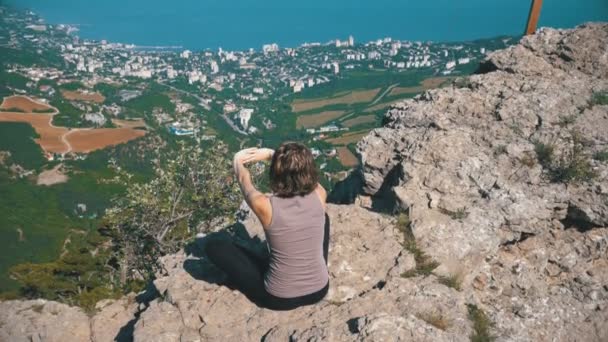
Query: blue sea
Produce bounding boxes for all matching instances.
[6,0,608,50]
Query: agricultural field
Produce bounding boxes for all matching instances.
[67,128,147,153]
[341,115,377,128]
[0,96,146,154]
[60,89,105,103]
[0,95,53,112]
[325,130,371,145]
[387,76,452,97]
[336,146,359,167]
[111,118,147,129]
[291,88,380,113]
[296,110,346,129]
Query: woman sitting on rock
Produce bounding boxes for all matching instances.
[206,142,330,311]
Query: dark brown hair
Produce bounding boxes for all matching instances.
[269,142,319,198]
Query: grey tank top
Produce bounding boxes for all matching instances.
[263,191,329,298]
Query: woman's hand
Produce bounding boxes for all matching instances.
[233,147,256,173]
[250,148,274,163]
[234,148,273,165]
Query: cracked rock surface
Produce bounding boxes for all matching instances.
[1,24,607,342]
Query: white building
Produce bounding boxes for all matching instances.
[253,87,264,94]
[238,108,254,129]
[458,57,471,65]
[332,62,340,74]
[262,43,279,54]
[180,50,192,59]
[293,80,305,93]
[348,35,355,47]
[446,61,457,69]
[210,60,219,74]
[368,51,381,60]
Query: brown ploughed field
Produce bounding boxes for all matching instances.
[296,110,346,129]
[0,95,146,154]
[67,128,146,153]
[0,112,69,153]
[337,147,359,167]
[0,96,54,112]
[291,88,380,113]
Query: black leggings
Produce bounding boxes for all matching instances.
[206,214,330,311]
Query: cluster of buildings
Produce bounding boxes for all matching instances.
[2,5,512,144]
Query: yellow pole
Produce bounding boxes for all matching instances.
[526,0,544,35]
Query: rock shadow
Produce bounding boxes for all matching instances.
[114,281,161,342]
[327,169,364,205]
[183,221,269,284]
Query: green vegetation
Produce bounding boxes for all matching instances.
[124,89,175,118]
[493,145,508,157]
[594,150,608,162]
[396,213,440,278]
[8,228,125,312]
[0,70,29,97]
[0,171,122,292]
[533,141,555,169]
[467,304,495,342]
[32,108,56,113]
[439,207,469,221]
[590,91,608,106]
[534,134,596,183]
[558,114,577,127]
[50,99,88,127]
[59,82,85,91]
[105,141,241,280]
[2,107,25,112]
[0,122,46,170]
[437,274,463,291]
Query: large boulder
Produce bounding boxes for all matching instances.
[357,23,608,341]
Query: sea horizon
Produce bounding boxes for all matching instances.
[5,0,607,51]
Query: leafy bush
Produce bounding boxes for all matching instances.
[467,304,495,342]
[590,91,608,106]
[534,135,596,183]
[396,213,439,278]
[437,273,463,291]
[594,150,608,162]
[439,207,469,221]
[533,141,554,169]
[105,141,241,282]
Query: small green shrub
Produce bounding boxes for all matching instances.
[439,207,469,221]
[467,304,495,342]
[533,141,554,169]
[557,114,576,127]
[437,274,463,291]
[549,133,596,183]
[493,145,507,157]
[590,91,608,106]
[594,150,608,162]
[396,213,440,278]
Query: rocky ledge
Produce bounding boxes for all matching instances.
[1,24,607,342]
